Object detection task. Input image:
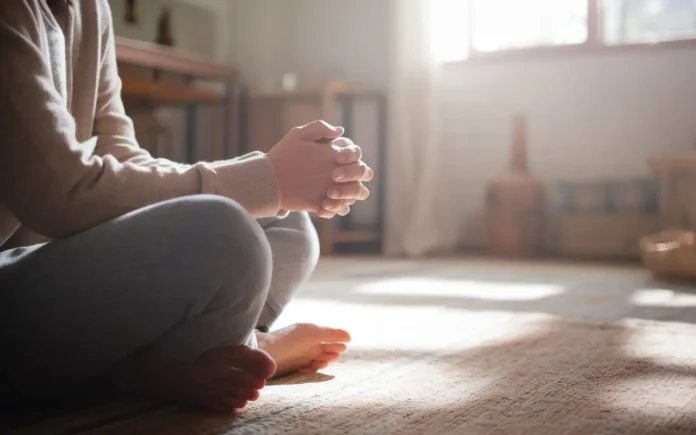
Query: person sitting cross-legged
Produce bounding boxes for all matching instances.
[0,0,374,413]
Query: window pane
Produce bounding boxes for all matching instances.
[604,0,696,44]
[471,0,589,52]
[432,0,470,62]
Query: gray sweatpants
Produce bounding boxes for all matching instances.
[0,195,319,400]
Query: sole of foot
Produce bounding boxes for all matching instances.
[113,345,276,413]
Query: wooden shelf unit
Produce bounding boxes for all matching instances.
[119,74,224,105]
[115,37,239,81]
[114,37,247,162]
[649,154,696,229]
[649,155,696,173]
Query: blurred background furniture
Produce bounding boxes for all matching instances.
[547,179,660,259]
[649,154,696,230]
[116,36,248,163]
[486,115,545,258]
[247,81,388,255]
[641,229,696,281]
[640,154,696,279]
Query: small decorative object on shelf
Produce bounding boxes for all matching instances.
[125,0,138,24]
[281,73,298,92]
[487,115,545,257]
[156,7,175,47]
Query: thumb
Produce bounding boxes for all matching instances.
[295,120,344,142]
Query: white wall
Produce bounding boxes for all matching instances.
[226,0,391,92]
[439,48,696,247]
[442,49,696,182]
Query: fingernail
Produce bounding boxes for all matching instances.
[334,170,344,181]
[329,189,339,199]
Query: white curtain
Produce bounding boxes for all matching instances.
[385,0,464,257]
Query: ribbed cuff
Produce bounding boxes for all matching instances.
[211,153,281,218]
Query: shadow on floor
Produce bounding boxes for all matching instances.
[314,317,696,434]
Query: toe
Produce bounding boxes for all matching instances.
[299,359,331,373]
[220,346,277,380]
[320,342,348,353]
[321,328,351,343]
[224,385,260,402]
[207,394,243,414]
[309,360,330,371]
[297,324,350,343]
[247,389,261,402]
[227,398,248,410]
[218,393,249,411]
[314,352,342,363]
[312,326,350,343]
[224,367,266,391]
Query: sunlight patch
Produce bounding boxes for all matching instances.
[275,298,534,353]
[630,289,696,307]
[623,325,696,368]
[602,375,696,417]
[353,278,564,301]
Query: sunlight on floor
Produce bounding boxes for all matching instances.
[352,278,565,301]
[276,298,520,352]
[266,297,557,413]
[275,290,559,367]
[630,288,696,307]
[623,323,696,368]
[602,375,696,417]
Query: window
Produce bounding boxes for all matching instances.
[436,0,696,62]
[604,0,696,44]
[471,0,589,52]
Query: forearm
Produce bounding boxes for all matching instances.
[0,1,281,239]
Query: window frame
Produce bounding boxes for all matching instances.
[463,0,696,62]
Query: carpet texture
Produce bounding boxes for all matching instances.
[5,259,696,434]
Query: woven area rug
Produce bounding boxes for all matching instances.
[5,259,696,434]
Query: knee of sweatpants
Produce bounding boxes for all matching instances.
[169,195,273,312]
[271,212,320,293]
[285,212,321,269]
[147,196,273,358]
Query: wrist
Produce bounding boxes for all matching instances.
[211,153,281,217]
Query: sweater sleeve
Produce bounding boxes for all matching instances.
[0,1,281,239]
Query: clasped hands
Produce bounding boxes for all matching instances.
[267,120,373,219]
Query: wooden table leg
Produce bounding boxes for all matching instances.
[317,218,336,255]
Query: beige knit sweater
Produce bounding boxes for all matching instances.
[0,0,281,249]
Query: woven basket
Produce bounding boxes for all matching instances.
[640,230,696,280]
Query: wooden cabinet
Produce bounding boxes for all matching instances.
[649,155,696,229]
[247,82,388,255]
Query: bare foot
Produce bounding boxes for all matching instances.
[112,346,276,413]
[256,323,351,377]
